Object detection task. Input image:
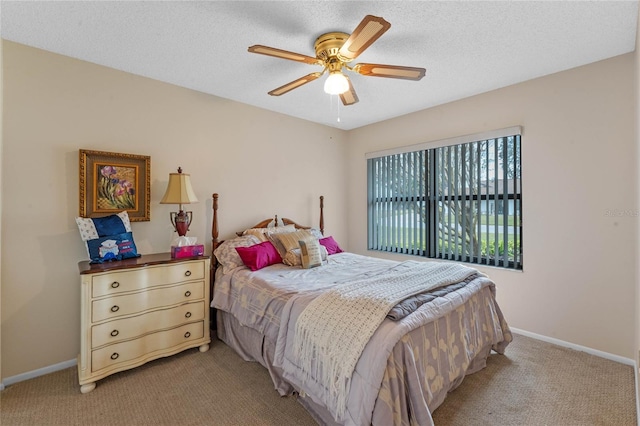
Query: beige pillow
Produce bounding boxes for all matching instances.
[273,230,312,266]
[273,229,331,266]
[299,239,323,269]
[243,224,296,242]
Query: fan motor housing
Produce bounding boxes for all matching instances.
[314,32,350,62]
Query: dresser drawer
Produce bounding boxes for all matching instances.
[91,322,204,372]
[92,281,204,323]
[91,260,205,298]
[91,301,205,348]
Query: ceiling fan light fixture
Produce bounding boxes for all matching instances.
[324,71,349,95]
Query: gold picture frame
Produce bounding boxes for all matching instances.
[79,149,151,221]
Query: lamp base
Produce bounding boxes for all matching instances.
[170,210,193,237]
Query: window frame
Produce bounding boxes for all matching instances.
[366,127,522,270]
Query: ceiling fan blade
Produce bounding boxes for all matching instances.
[248,45,323,65]
[352,63,426,80]
[339,76,359,106]
[268,72,323,96]
[338,15,391,62]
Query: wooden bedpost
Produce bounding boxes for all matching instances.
[211,193,219,333]
[319,195,324,235]
[212,193,219,255]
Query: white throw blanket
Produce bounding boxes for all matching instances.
[290,260,479,420]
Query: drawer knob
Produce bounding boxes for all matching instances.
[184,332,191,338]
[110,329,119,337]
[111,281,120,289]
[185,270,192,277]
[110,305,120,313]
[185,312,192,318]
[184,291,191,298]
[110,353,119,360]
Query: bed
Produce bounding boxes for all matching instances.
[209,193,512,426]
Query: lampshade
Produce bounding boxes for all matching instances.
[160,167,198,205]
[324,71,349,95]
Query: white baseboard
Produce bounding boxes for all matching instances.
[1,358,76,389]
[635,365,639,426]
[511,327,635,365]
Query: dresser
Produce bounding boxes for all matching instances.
[78,253,210,393]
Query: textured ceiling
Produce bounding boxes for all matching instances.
[1,1,638,130]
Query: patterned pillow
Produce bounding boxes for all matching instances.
[76,211,134,257]
[75,211,132,242]
[214,235,262,274]
[86,232,140,264]
[299,239,323,269]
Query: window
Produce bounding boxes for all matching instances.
[367,128,522,270]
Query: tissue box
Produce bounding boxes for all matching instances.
[171,244,205,259]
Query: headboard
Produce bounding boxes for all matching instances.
[210,193,325,264]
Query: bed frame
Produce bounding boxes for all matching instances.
[208,192,511,424]
[209,193,325,328]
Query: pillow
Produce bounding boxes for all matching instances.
[299,239,323,269]
[76,211,135,258]
[282,246,329,267]
[235,241,282,271]
[214,235,262,274]
[86,232,140,264]
[308,227,324,240]
[75,211,132,242]
[319,236,344,255]
[243,224,296,242]
[272,229,313,265]
[272,230,330,266]
[272,229,313,253]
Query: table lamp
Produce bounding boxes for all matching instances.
[160,167,198,237]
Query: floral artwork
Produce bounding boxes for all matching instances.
[97,164,137,210]
[79,150,150,221]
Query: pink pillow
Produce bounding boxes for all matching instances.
[235,241,282,271]
[318,236,344,255]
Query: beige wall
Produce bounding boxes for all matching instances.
[347,54,637,359]
[2,38,638,381]
[0,41,349,379]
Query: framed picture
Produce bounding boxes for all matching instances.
[79,149,151,222]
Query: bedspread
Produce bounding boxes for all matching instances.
[283,260,481,419]
[212,253,396,341]
[212,252,512,425]
[274,276,511,426]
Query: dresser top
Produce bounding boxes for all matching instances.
[78,253,210,274]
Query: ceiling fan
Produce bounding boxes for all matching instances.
[248,15,426,106]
